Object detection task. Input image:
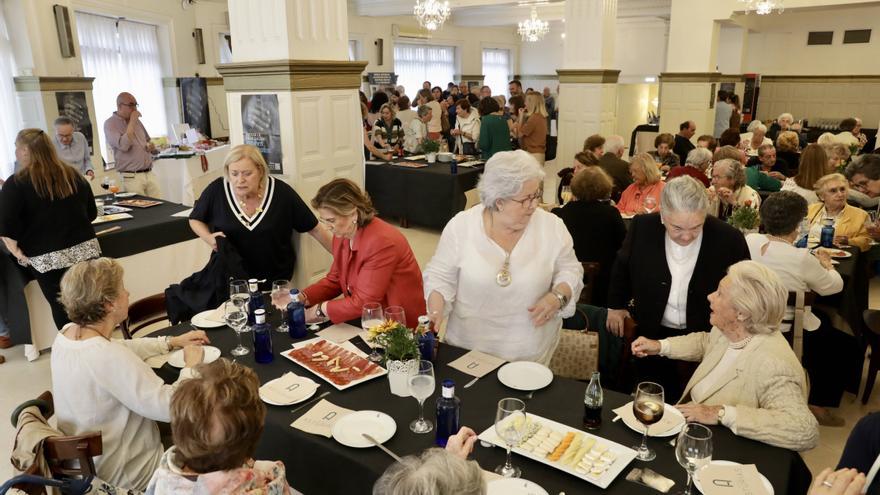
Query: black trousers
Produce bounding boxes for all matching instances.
[799,310,862,408]
[31,266,70,330]
[633,325,696,402]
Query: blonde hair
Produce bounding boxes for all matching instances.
[312,178,376,226]
[378,102,396,119]
[814,172,848,196]
[59,258,124,325]
[631,153,662,185]
[525,92,549,118]
[725,260,787,335]
[776,131,800,153]
[223,145,269,184]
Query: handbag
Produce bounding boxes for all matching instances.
[549,327,599,381]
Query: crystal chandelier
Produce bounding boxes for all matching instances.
[518,7,550,42]
[413,0,451,31]
[739,0,784,15]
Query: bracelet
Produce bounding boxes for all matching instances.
[550,289,569,309]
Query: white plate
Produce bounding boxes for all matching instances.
[259,376,318,406]
[331,410,396,448]
[487,478,549,495]
[191,309,227,329]
[167,345,221,368]
[115,192,136,198]
[694,460,774,494]
[282,337,387,391]
[497,362,554,391]
[618,402,685,438]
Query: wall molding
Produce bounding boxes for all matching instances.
[14,76,95,92]
[659,72,722,83]
[457,74,485,81]
[761,75,880,83]
[516,74,559,81]
[556,69,620,84]
[216,60,368,91]
[163,77,226,88]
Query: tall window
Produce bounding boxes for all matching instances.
[76,12,168,159]
[482,48,511,98]
[393,43,455,98]
[348,40,358,62]
[0,7,20,177]
[219,33,233,64]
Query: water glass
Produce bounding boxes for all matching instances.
[494,398,527,478]
[632,381,665,461]
[643,196,657,214]
[385,305,406,325]
[362,303,384,363]
[272,280,291,333]
[224,301,249,357]
[675,423,713,495]
[408,360,435,433]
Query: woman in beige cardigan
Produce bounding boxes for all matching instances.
[632,260,819,452]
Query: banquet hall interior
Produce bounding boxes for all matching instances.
[2,0,880,493]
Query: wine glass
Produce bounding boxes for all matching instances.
[271,280,291,333]
[408,360,435,433]
[643,196,657,214]
[107,179,120,203]
[494,398,527,478]
[675,423,713,495]
[100,176,111,196]
[385,305,406,325]
[224,301,249,356]
[560,185,573,205]
[632,381,665,461]
[362,303,384,363]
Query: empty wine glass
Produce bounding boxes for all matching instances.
[362,303,384,363]
[229,279,248,304]
[632,381,665,461]
[494,398,527,478]
[643,196,657,214]
[224,301,249,357]
[675,423,713,495]
[408,360,435,433]
[385,305,406,325]
[271,280,291,333]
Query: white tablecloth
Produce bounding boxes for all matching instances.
[153,145,229,206]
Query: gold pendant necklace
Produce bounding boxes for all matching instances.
[488,210,512,287]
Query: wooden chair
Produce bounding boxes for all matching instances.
[781,291,816,363]
[579,262,601,305]
[120,293,168,339]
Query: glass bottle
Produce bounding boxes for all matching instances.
[435,379,460,447]
[246,278,265,327]
[252,309,274,364]
[583,371,603,430]
[287,289,307,339]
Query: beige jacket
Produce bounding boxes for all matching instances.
[665,328,819,452]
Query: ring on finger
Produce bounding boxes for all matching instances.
[822,480,834,487]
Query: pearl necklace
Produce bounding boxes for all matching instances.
[728,335,752,349]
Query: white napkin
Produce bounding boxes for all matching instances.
[260,373,319,404]
[171,208,193,218]
[317,323,362,343]
[290,399,354,437]
[613,403,683,435]
[447,350,506,378]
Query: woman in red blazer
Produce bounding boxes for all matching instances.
[300,179,425,328]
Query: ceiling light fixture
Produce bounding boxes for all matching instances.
[518,6,550,42]
[739,0,784,15]
[413,0,451,32]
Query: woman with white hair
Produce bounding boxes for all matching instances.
[423,150,583,364]
[708,158,761,221]
[666,147,711,187]
[632,260,820,451]
[741,120,773,157]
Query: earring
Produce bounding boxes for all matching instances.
[736,314,747,321]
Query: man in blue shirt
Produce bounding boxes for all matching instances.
[52,116,93,179]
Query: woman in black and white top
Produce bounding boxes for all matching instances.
[372,103,404,153]
[0,128,99,328]
[451,98,480,156]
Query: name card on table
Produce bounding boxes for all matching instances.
[291,399,353,438]
[317,323,362,344]
[448,350,506,378]
[696,463,770,495]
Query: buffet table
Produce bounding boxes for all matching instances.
[153,144,229,206]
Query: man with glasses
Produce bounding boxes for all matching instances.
[848,154,880,199]
[103,92,161,197]
[52,116,93,179]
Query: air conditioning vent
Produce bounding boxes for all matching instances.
[844,29,871,44]
[807,31,834,45]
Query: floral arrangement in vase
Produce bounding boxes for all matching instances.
[727,200,760,232]
[367,320,419,364]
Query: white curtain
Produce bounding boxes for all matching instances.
[219,33,233,64]
[348,40,358,61]
[393,43,455,100]
[76,12,168,159]
[0,6,20,178]
[482,48,511,98]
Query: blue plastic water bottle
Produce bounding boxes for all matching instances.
[820,219,835,248]
[247,278,265,326]
[795,219,809,248]
[435,379,460,447]
[287,289,307,339]
[450,157,458,175]
[252,309,274,364]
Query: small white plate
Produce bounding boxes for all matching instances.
[694,460,773,494]
[115,192,136,198]
[487,478,549,495]
[259,376,318,406]
[618,402,685,437]
[331,410,396,448]
[191,309,227,329]
[167,345,221,368]
[497,362,553,391]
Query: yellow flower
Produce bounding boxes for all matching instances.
[367,319,402,340]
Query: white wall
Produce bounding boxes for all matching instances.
[717,23,747,74]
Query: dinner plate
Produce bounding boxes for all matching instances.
[259,376,318,406]
[191,309,227,329]
[331,410,396,448]
[167,345,221,368]
[497,362,554,391]
[694,460,773,494]
[487,478,549,495]
[618,402,685,437]
[115,192,136,198]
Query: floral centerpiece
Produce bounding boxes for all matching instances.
[367,320,420,396]
[727,199,760,233]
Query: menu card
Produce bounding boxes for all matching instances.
[612,403,684,436]
[696,464,770,495]
[448,350,506,378]
[260,373,319,404]
[291,399,354,438]
[317,323,362,344]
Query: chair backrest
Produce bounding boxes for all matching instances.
[120,293,168,339]
[43,432,103,479]
[579,262,601,305]
[784,291,816,362]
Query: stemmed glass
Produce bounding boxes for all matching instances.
[408,360,435,433]
[675,423,713,495]
[362,303,384,363]
[494,398,527,478]
[385,305,406,325]
[224,301,249,356]
[632,381,665,461]
[100,176,111,199]
[561,185,573,205]
[229,279,250,331]
[643,196,657,214]
[271,280,291,333]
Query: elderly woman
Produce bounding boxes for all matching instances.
[776,130,802,168]
[146,359,292,493]
[301,179,424,328]
[824,142,852,172]
[781,144,829,204]
[404,105,432,154]
[616,153,665,215]
[708,158,761,221]
[584,134,606,158]
[189,145,331,289]
[477,96,512,161]
[557,150,599,203]
[372,103,403,152]
[741,121,773,156]
[552,167,626,307]
[747,191,858,427]
[648,133,680,170]
[0,129,100,329]
[632,260,820,451]
[666,147,711,187]
[516,92,549,166]
[451,98,480,155]
[807,173,871,251]
[52,258,208,490]
[608,176,750,400]
[423,151,583,364]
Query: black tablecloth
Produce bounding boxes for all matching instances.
[156,321,812,495]
[365,160,483,229]
[95,195,195,258]
[817,246,869,337]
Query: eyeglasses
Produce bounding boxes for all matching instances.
[120,102,139,108]
[825,186,847,194]
[508,190,543,207]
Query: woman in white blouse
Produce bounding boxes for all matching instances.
[631,261,819,451]
[51,258,208,490]
[740,121,773,156]
[423,150,583,364]
[404,105,432,154]
[451,98,480,155]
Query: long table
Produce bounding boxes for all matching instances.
[156,321,812,495]
[365,160,483,229]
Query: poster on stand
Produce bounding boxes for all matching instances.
[181,77,211,138]
[241,94,282,174]
[55,91,94,155]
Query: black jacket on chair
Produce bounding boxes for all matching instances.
[607,213,750,340]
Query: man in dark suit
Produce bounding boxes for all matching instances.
[606,176,751,400]
[599,135,633,202]
[674,121,696,166]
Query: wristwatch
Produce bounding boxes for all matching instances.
[716,406,726,423]
[315,304,327,320]
[551,289,570,309]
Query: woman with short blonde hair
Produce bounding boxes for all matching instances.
[807,173,871,251]
[616,153,665,215]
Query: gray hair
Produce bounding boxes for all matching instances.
[713,158,746,190]
[604,135,625,155]
[778,113,793,124]
[757,143,775,157]
[846,153,880,180]
[477,150,545,209]
[54,116,74,127]
[747,120,767,134]
[660,176,709,214]
[725,260,787,335]
[417,105,432,118]
[685,148,712,169]
[372,448,485,495]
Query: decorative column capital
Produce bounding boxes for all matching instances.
[556,69,620,84]
[659,72,723,83]
[14,76,95,92]
[216,59,368,92]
